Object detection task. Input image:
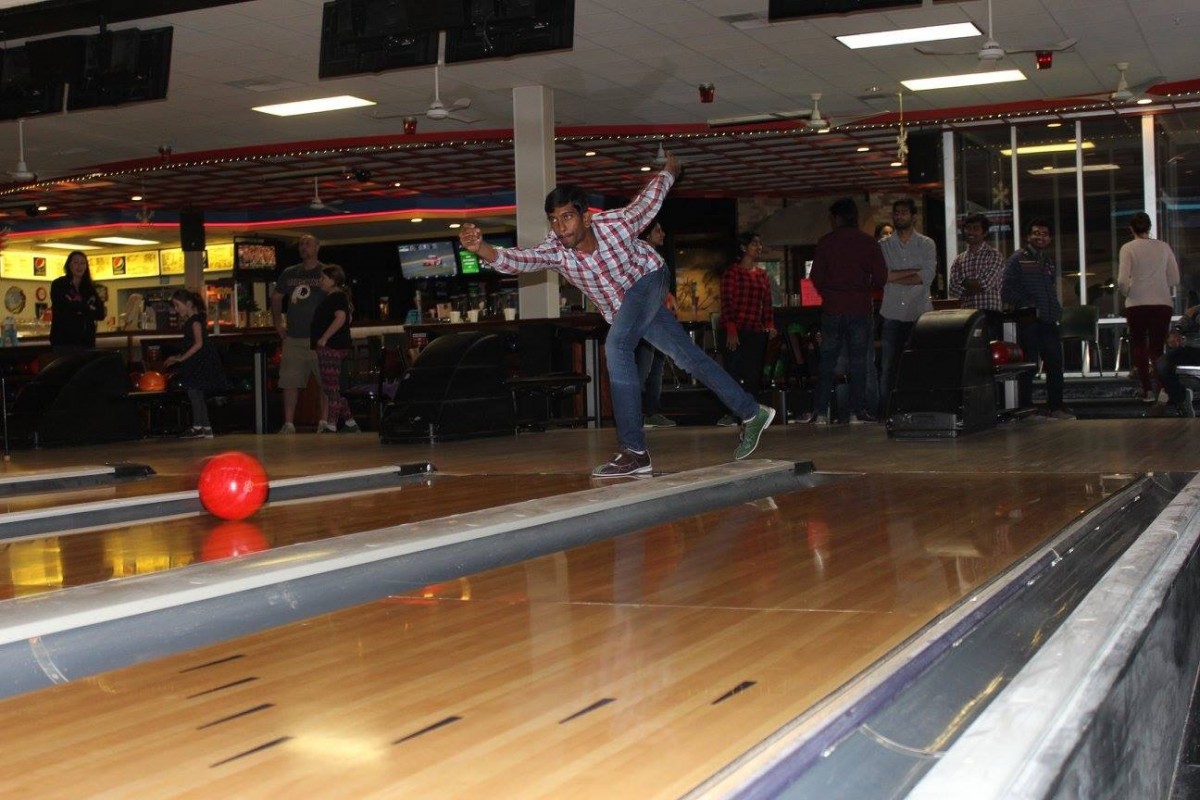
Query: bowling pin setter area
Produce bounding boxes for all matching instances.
[0,420,1196,798]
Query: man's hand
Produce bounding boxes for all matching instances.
[663,152,681,178]
[664,293,677,313]
[459,223,497,261]
[726,329,740,351]
[1167,332,1185,349]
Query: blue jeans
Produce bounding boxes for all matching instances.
[635,341,666,415]
[833,316,879,419]
[608,269,759,452]
[1017,319,1065,409]
[879,317,916,416]
[815,314,871,417]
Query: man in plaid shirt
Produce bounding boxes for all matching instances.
[459,153,773,477]
[948,212,1004,341]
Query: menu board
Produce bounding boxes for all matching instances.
[0,252,58,280]
[160,244,232,275]
[87,251,160,279]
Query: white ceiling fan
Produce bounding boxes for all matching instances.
[9,119,37,182]
[1108,62,1164,102]
[708,93,830,130]
[374,32,480,124]
[308,177,349,214]
[915,0,1076,68]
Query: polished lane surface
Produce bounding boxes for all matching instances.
[0,471,1126,798]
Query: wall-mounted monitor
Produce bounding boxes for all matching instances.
[446,0,575,63]
[399,240,458,280]
[233,238,279,280]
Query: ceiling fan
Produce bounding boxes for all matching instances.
[1108,62,1164,102]
[915,0,1076,67]
[9,119,37,182]
[708,93,830,130]
[375,32,480,124]
[308,177,349,214]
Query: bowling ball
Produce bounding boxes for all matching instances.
[129,371,143,389]
[989,340,1011,366]
[200,520,269,562]
[198,451,269,520]
[268,348,283,368]
[1006,342,1025,362]
[138,370,167,392]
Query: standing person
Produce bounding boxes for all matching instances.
[271,233,329,433]
[878,199,936,416]
[807,198,888,424]
[873,222,895,242]
[1118,211,1180,401]
[1152,305,1199,418]
[49,251,106,355]
[636,218,676,428]
[310,264,361,434]
[162,289,228,440]
[716,231,777,425]
[948,213,1005,341]
[1002,218,1075,419]
[458,152,773,478]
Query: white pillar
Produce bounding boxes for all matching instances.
[512,84,559,319]
[942,129,957,299]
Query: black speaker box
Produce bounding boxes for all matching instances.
[380,331,515,443]
[907,131,941,184]
[179,209,205,252]
[7,350,141,447]
[887,309,996,439]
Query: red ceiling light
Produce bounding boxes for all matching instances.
[403,116,418,135]
[699,83,715,103]
[1035,51,1053,70]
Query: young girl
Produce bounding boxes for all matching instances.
[310,264,360,433]
[162,289,229,439]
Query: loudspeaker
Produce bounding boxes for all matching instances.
[7,350,141,447]
[907,131,941,184]
[179,209,205,252]
[887,310,996,439]
[380,331,515,443]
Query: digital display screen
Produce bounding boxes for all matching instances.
[398,240,458,279]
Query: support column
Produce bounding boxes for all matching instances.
[512,84,559,319]
[183,251,205,291]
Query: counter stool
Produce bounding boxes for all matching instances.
[506,373,592,432]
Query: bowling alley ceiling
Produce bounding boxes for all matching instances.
[1,0,1199,247]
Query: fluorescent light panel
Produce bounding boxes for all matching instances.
[90,237,160,245]
[1001,141,1095,156]
[1028,164,1119,175]
[42,243,100,250]
[902,70,1026,91]
[837,22,980,50]
[253,96,376,117]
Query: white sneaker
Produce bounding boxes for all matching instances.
[341,420,361,433]
[279,422,296,434]
[317,420,337,433]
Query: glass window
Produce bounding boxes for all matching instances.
[1013,122,1082,309]
[955,126,1016,259]
[1156,111,1200,311]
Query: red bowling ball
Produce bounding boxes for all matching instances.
[197,451,269,520]
[989,340,1011,366]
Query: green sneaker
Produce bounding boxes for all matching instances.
[734,405,776,460]
[643,413,677,428]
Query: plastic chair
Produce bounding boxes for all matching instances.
[1059,305,1103,376]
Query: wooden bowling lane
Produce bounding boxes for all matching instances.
[0,473,595,600]
[0,471,1127,798]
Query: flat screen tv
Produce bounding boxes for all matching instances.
[233,239,279,278]
[399,240,457,280]
[456,232,517,274]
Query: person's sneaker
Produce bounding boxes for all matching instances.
[1179,388,1196,419]
[341,419,362,433]
[798,412,828,425]
[734,405,776,460]
[1141,390,1157,403]
[179,425,213,439]
[643,413,677,428]
[716,414,739,427]
[316,420,338,433]
[850,410,877,424]
[1048,408,1077,420]
[592,448,652,478]
[279,422,296,434]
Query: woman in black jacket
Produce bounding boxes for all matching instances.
[50,251,106,354]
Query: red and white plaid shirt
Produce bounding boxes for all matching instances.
[948,242,1004,311]
[483,171,673,322]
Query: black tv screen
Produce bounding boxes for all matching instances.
[768,0,920,21]
[319,1,439,78]
[446,0,574,63]
[233,239,279,279]
[399,240,458,279]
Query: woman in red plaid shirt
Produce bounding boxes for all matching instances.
[716,232,777,425]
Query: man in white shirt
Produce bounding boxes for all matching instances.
[878,198,936,417]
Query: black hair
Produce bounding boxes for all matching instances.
[322,263,354,315]
[62,251,98,296]
[873,221,894,239]
[170,288,204,310]
[829,197,859,228]
[544,185,589,216]
[892,198,917,215]
[1130,211,1152,235]
[962,213,990,234]
[1025,216,1052,235]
